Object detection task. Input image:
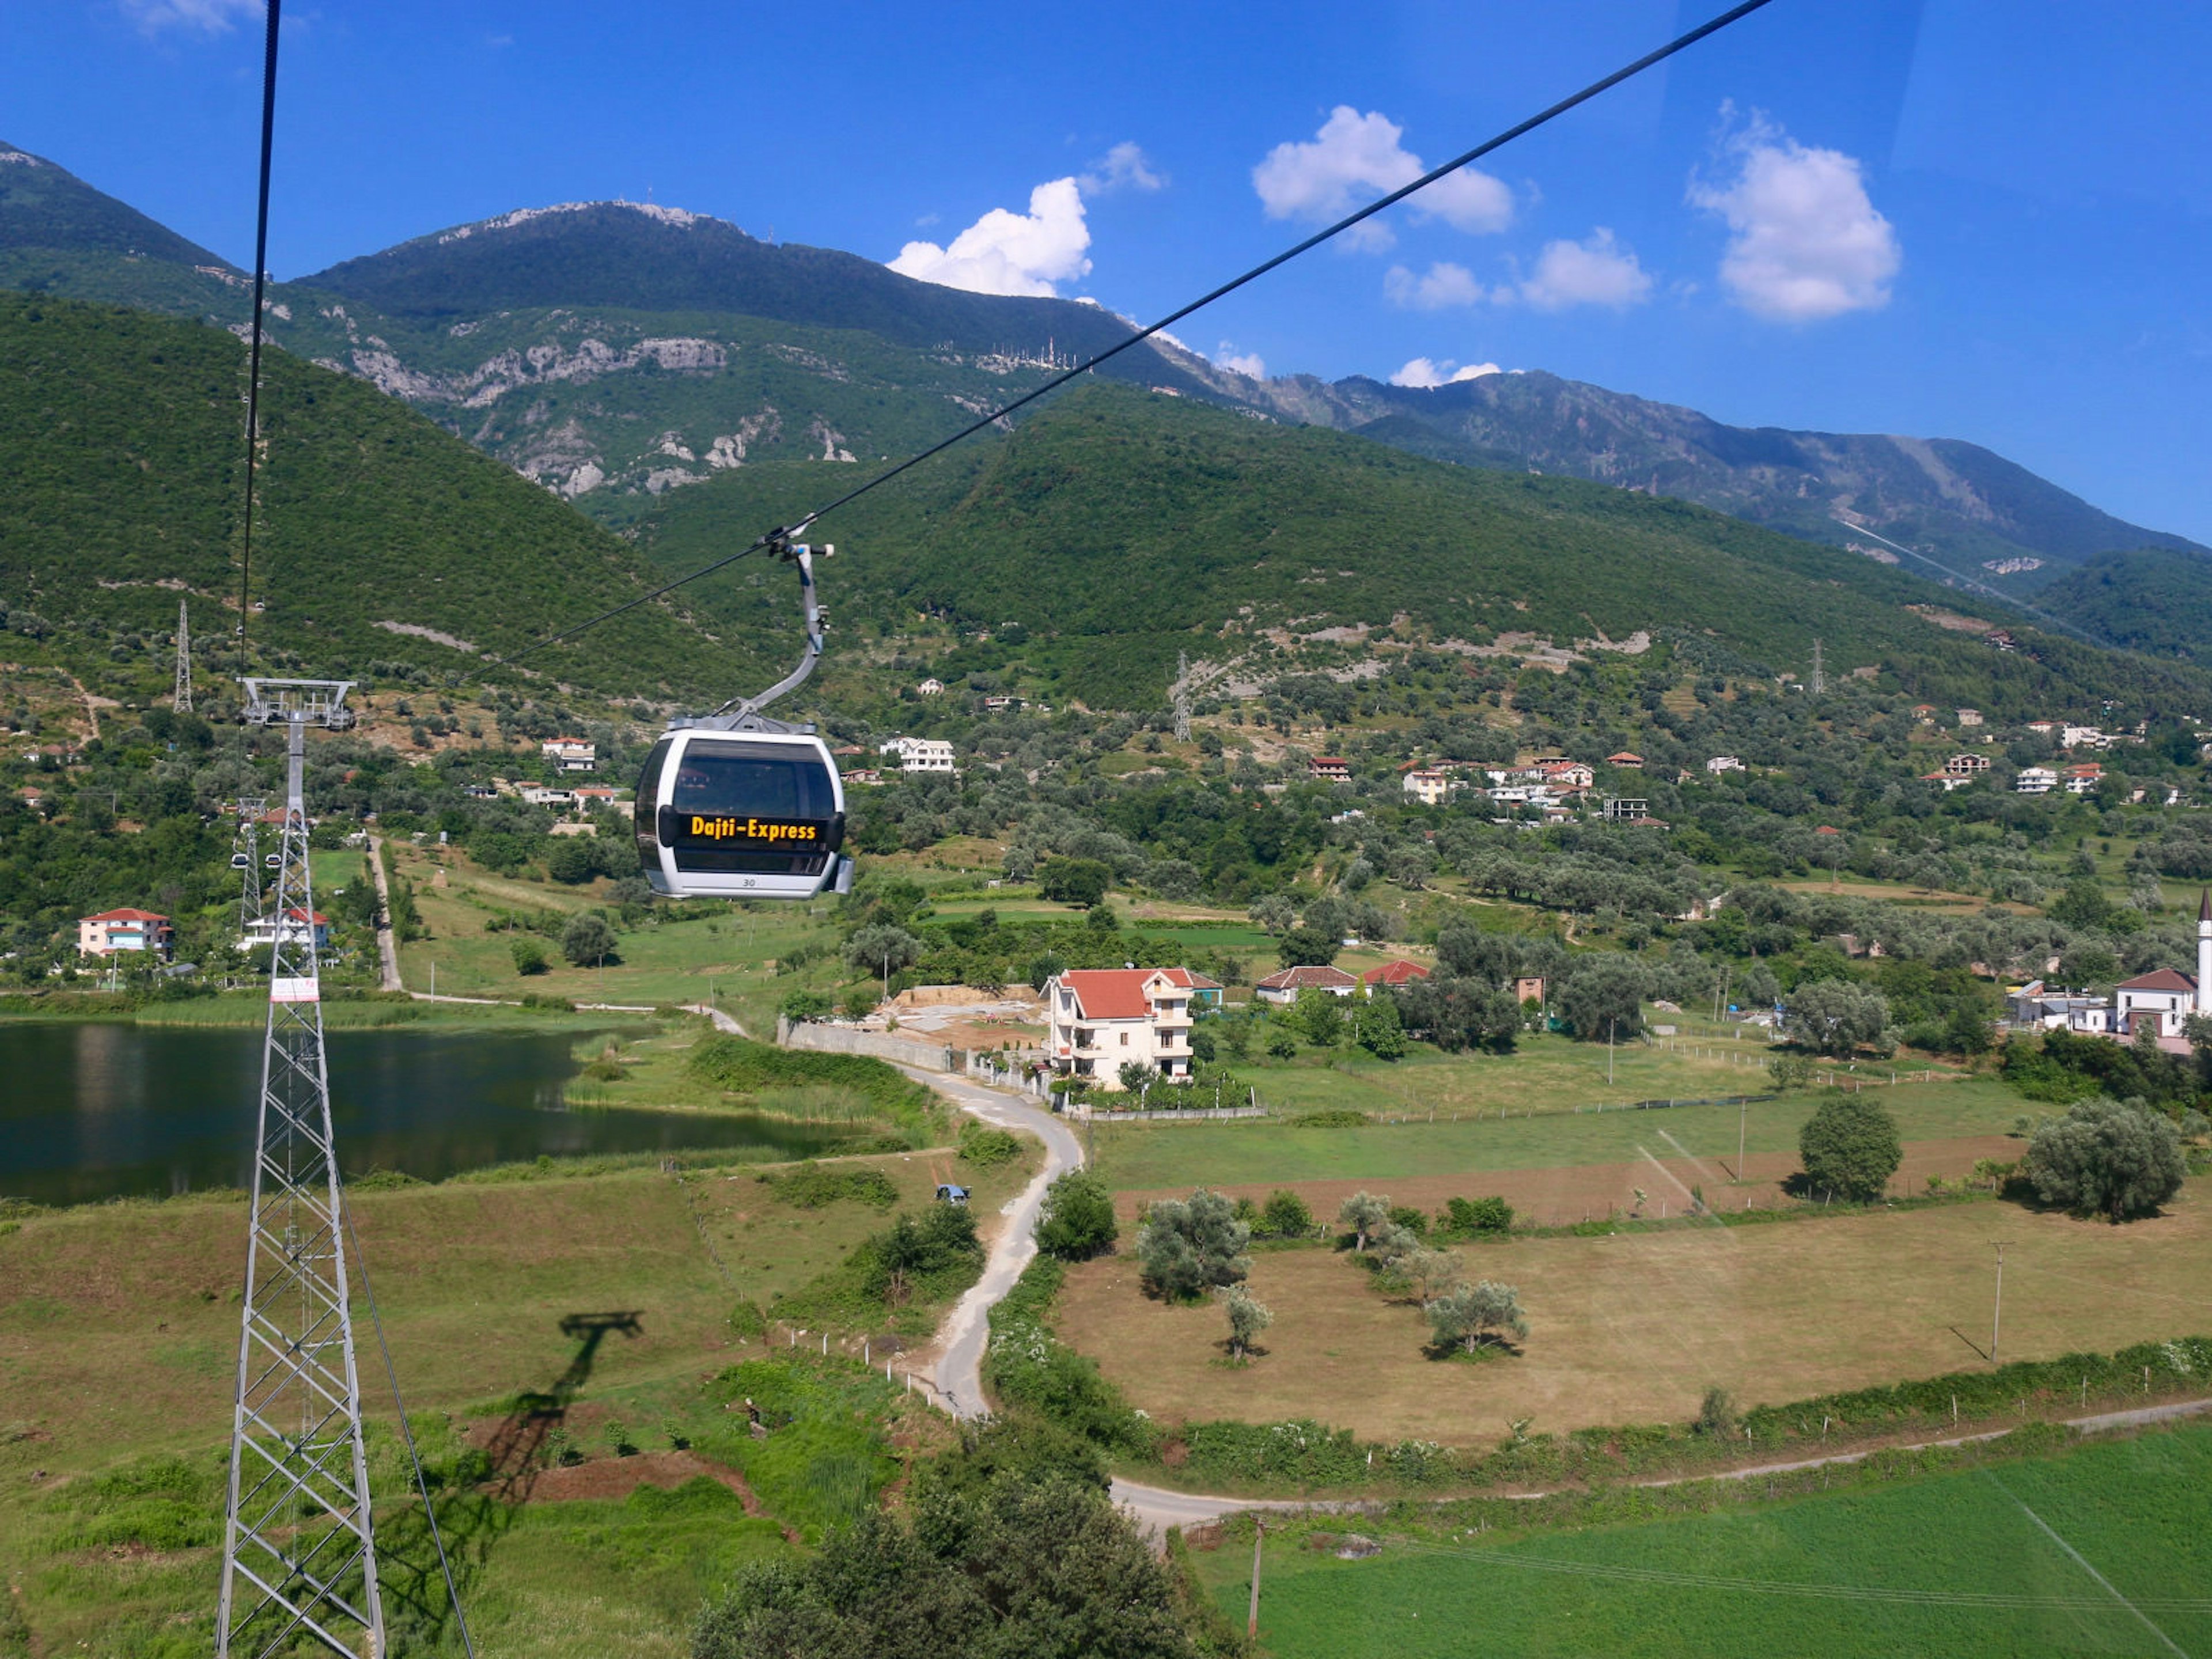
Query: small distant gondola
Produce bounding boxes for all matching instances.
[635,539,855,901]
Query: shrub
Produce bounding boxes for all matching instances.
[509,937,548,976]
[1387,1203,1429,1238]
[1427,1280,1528,1353]
[1797,1094,1902,1202]
[1037,1171,1118,1260]
[779,987,834,1023]
[760,1162,900,1210]
[2021,1097,2186,1221]
[1438,1195,1514,1237]
[1291,1109,1368,1127]
[1256,1188,1314,1240]
[957,1122,1022,1167]
[1037,858,1112,908]
[559,911,618,967]
[1695,1385,1739,1437]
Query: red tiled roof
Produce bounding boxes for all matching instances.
[82,908,169,923]
[2118,968,2196,994]
[1361,960,1431,986]
[1255,964,1358,991]
[1606,752,1642,763]
[1059,968,1192,1020]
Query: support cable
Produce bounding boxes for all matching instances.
[236,0,282,680]
[507,0,1781,663]
[340,1197,478,1659]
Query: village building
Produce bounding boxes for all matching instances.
[1513,976,1546,1007]
[540,737,596,772]
[880,737,956,774]
[1308,756,1351,783]
[2063,763,2104,796]
[239,907,331,952]
[1044,967,1205,1087]
[521,786,575,807]
[1361,960,1430,991]
[2015,766,2058,795]
[1605,751,1643,769]
[78,908,173,958]
[1254,964,1360,1005]
[1402,768,1452,806]
[915,678,945,696]
[1705,755,1745,774]
[1956,709,1984,727]
[1942,753,1991,776]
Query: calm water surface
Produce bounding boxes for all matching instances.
[0,1021,836,1206]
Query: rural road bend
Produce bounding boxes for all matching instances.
[897,1067,1080,1420]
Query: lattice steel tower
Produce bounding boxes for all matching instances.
[1172,652,1192,743]
[234,797,268,934]
[217,679,385,1658]
[175,599,194,713]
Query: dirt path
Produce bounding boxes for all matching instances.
[365,836,404,993]
[1108,1397,2212,1537]
[894,1066,1081,1420]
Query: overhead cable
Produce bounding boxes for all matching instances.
[236,0,282,679]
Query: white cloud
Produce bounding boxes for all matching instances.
[1689,111,1900,321]
[1515,228,1653,311]
[888,178,1092,297]
[1384,261,1487,310]
[121,0,259,33]
[1213,343,1266,379]
[1079,142,1165,195]
[1390,358,1502,389]
[1253,107,1512,242]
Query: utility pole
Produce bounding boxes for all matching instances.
[1607,1018,1616,1086]
[1991,1241,2005,1362]
[1247,1520,1265,1642]
[1738,1096,1747,1183]
[1172,652,1192,744]
[173,599,194,713]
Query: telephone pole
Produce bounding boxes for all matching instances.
[174,599,194,713]
[1991,1241,2005,1362]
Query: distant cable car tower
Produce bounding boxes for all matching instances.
[232,796,268,934]
[215,677,387,1658]
[174,599,194,713]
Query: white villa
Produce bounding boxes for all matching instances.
[880,737,956,774]
[1044,967,1204,1087]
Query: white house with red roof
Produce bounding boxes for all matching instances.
[1044,967,1203,1086]
[1253,964,1359,1005]
[78,908,173,957]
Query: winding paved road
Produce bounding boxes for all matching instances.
[897,1066,1081,1420]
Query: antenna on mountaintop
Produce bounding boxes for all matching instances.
[1810,639,1825,697]
[173,599,194,713]
[1172,652,1192,743]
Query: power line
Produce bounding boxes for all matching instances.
[235,0,282,680]
[508,0,1783,664]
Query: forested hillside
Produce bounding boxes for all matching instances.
[0,294,745,698]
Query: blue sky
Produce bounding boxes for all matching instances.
[12,0,2212,540]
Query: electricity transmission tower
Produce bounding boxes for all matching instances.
[174,599,194,713]
[234,796,268,934]
[217,679,387,1659]
[1172,652,1192,743]
[1810,639,1825,696]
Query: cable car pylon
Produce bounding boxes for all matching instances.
[217,677,386,1658]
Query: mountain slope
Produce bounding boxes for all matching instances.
[624,382,2212,717]
[1154,353,2206,584]
[2031,549,2212,669]
[0,293,742,696]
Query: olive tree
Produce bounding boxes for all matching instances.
[1338,1191,1392,1252]
[1556,956,1646,1042]
[844,922,922,978]
[1426,1281,1528,1353]
[1222,1286,1273,1359]
[1784,978,1892,1057]
[1797,1094,1902,1201]
[2021,1098,2186,1221]
[559,911,618,968]
[1135,1188,1250,1301]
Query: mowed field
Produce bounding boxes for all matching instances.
[1057,1195,2212,1442]
[1199,1425,2212,1659]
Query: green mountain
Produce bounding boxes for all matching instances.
[0,140,250,317]
[1154,354,2207,585]
[622,382,2212,718]
[0,293,743,698]
[2031,549,2212,669]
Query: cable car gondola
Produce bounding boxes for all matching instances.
[635,539,855,901]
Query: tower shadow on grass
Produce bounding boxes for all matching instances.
[374,1312,644,1653]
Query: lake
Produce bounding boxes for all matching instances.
[0,1020,843,1207]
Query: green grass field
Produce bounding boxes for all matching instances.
[1199,1425,2212,1658]
[1090,1078,2022,1193]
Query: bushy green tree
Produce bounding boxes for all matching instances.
[1135,1188,1249,1301]
[1257,1188,1313,1239]
[1278,923,1340,968]
[779,987,834,1022]
[1036,1171,1118,1260]
[1291,984,1343,1046]
[559,911,617,967]
[1426,1280,1528,1353]
[1355,991,1406,1059]
[1039,858,1112,908]
[846,922,923,978]
[1797,1094,1902,1201]
[1785,978,1892,1057]
[509,937,548,976]
[2021,1097,2186,1221]
[1556,956,1646,1041]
